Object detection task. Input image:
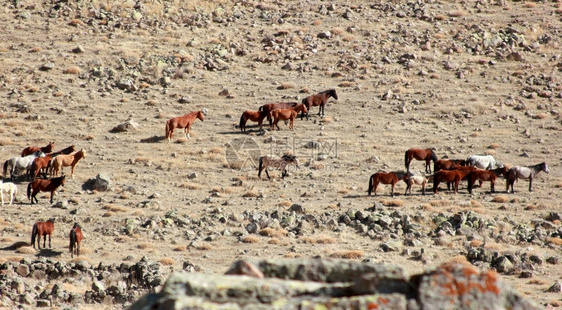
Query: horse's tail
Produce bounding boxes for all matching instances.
[239,112,245,132]
[404,151,409,171]
[27,182,32,200]
[165,120,171,138]
[2,160,8,178]
[69,228,76,254]
[31,223,37,247]
[368,174,374,196]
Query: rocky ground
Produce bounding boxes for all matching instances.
[0,0,561,308]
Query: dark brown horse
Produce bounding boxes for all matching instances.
[434,159,467,172]
[69,223,83,258]
[301,89,338,119]
[239,110,269,132]
[270,104,308,131]
[165,109,207,142]
[433,169,472,194]
[405,148,438,173]
[31,218,55,249]
[21,142,54,157]
[47,145,75,157]
[368,171,408,197]
[27,175,66,204]
[468,167,508,194]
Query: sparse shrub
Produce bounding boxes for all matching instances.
[330,250,363,259]
[242,235,259,243]
[159,258,175,266]
[64,66,82,74]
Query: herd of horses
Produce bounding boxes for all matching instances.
[368,148,550,196]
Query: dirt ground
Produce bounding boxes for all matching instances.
[0,0,561,308]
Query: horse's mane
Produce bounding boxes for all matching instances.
[281,154,296,161]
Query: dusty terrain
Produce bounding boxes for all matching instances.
[0,0,561,308]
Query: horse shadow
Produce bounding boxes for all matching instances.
[139,135,167,143]
[0,241,30,251]
[36,248,64,258]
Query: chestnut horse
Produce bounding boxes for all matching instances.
[468,167,508,194]
[270,104,307,131]
[434,159,467,172]
[433,169,472,194]
[27,175,66,204]
[31,218,55,249]
[258,154,299,179]
[405,148,438,173]
[239,110,269,132]
[301,89,338,119]
[50,149,86,178]
[69,223,83,258]
[506,162,549,193]
[258,102,298,125]
[31,155,52,179]
[368,171,408,197]
[165,109,207,142]
[21,142,54,157]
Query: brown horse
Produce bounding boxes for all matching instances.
[258,102,298,125]
[31,155,52,179]
[405,148,438,174]
[31,218,55,249]
[258,155,299,179]
[404,174,428,195]
[27,175,66,204]
[433,169,472,194]
[69,223,83,258]
[301,89,338,119]
[21,142,54,157]
[270,104,308,131]
[50,149,86,178]
[434,159,467,172]
[368,171,408,197]
[239,110,269,132]
[467,167,508,194]
[47,145,75,157]
[165,110,207,142]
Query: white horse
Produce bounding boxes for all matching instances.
[404,173,428,195]
[0,180,18,205]
[466,154,503,170]
[257,154,299,179]
[3,151,46,180]
[506,162,549,193]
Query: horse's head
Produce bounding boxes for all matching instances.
[78,149,86,158]
[73,223,81,229]
[542,162,550,173]
[60,174,67,185]
[430,150,438,162]
[198,110,206,121]
[329,89,338,100]
[48,218,55,223]
[34,151,46,158]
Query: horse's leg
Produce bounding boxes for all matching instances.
[42,233,46,248]
[50,190,55,203]
[390,183,395,197]
[289,117,294,131]
[528,175,533,192]
[490,180,495,193]
[70,165,75,179]
[48,233,51,248]
[265,168,270,179]
[422,182,426,195]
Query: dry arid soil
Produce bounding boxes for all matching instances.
[1,0,561,308]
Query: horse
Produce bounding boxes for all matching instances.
[404,173,428,195]
[239,110,269,132]
[21,142,54,157]
[0,180,18,205]
[467,166,509,194]
[50,149,86,178]
[434,159,467,172]
[270,104,308,131]
[258,154,299,179]
[27,175,66,204]
[301,89,338,119]
[69,223,83,258]
[466,154,503,170]
[506,162,549,193]
[405,148,438,174]
[48,145,75,157]
[258,102,298,125]
[368,171,408,197]
[31,218,55,249]
[433,169,472,194]
[165,109,207,142]
[3,151,46,180]
[30,155,52,179]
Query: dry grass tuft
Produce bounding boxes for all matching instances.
[492,195,509,203]
[159,258,175,266]
[331,27,344,35]
[242,235,259,243]
[483,242,503,250]
[338,81,356,88]
[434,15,446,21]
[29,46,42,53]
[383,199,404,207]
[278,82,295,89]
[547,237,562,246]
[196,243,212,250]
[173,245,186,251]
[103,204,128,212]
[137,243,153,250]
[15,246,36,254]
[330,250,363,259]
[421,204,437,212]
[535,113,548,119]
[430,199,450,207]
[448,11,466,17]
[64,66,82,74]
[523,2,537,8]
[447,255,469,265]
[6,256,23,262]
[179,182,200,190]
[259,227,288,238]
[469,240,484,247]
[242,190,259,198]
[312,20,323,26]
[470,200,484,208]
[488,143,500,149]
[268,238,280,244]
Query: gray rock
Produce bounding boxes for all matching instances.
[16,264,30,277]
[547,280,562,293]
